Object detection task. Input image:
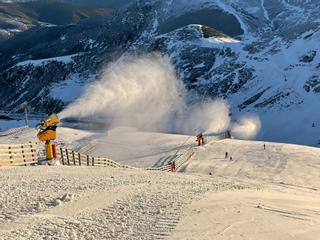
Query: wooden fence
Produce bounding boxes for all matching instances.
[59,147,194,172]
[59,148,133,169]
[176,147,194,169]
[0,142,38,166]
[0,141,194,170]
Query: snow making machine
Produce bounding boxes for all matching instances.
[36,113,60,160]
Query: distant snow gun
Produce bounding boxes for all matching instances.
[36,113,60,161]
[196,133,205,146]
[198,130,232,144]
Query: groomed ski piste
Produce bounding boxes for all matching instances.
[0,126,320,240]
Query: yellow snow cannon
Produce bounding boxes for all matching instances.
[41,113,60,129]
[37,113,60,160]
[37,128,57,142]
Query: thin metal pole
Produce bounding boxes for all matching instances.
[24,107,29,127]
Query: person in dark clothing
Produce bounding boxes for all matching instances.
[225,152,228,159]
[263,144,266,150]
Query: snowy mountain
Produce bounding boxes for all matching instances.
[0,0,112,42]
[0,0,319,145]
[0,0,131,7]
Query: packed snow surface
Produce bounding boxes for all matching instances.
[0,126,320,239]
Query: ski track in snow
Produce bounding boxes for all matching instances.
[0,167,248,240]
[0,127,320,239]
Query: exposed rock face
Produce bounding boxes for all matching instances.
[304,76,320,93]
[0,2,156,112]
[0,0,320,144]
[300,51,317,63]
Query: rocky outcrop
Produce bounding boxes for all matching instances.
[304,76,320,93]
[300,51,317,63]
[0,0,319,115]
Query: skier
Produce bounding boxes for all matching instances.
[263,144,266,150]
[225,152,229,159]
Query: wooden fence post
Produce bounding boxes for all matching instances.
[66,149,70,165]
[60,148,64,165]
[78,152,81,166]
[87,155,89,166]
[72,151,76,165]
[92,157,95,166]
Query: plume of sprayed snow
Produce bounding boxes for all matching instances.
[60,54,185,132]
[60,53,259,138]
[176,100,230,135]
[231,115,261,139]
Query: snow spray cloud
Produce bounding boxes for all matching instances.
[231,115,261,139]
[60,54,185,131]
[176,100,230,135]
[60,53,258,138]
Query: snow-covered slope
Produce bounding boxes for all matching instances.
[183,138,320,187]
[3,126,320,187]
[1,126,320,239]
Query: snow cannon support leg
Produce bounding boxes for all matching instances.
[171,161,176,172]
[52,144,57,159]
[45,141,54,160]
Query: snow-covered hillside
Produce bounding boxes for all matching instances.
[2,126,320,186]
[0,0,112,42]
[0,0,319,145]
[184,138,320,187]
[0,126,320,239]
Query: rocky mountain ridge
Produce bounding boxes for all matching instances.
[0,0,112,42]
[0,0,319,145]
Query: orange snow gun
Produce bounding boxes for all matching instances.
[37,114,60,160]
[196,133,205,146]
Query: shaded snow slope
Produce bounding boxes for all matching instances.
[83,128,196,168]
